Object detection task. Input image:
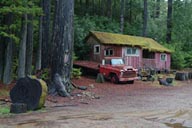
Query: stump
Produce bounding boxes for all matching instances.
[10,103,27,114]
[96,73,105,83]
[188,72,192,79]
[10,76,47,111]
[175,72,188,81]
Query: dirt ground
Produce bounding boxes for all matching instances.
[0,76,192,128]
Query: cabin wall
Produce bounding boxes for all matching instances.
[87,37,123,63]
[122,47,142,68]
[155,52,171,70]
[86,37,101,62]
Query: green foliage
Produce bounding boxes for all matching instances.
[74,15,120,60]
[40,68,50,81]
[71,68,82,79]
[171,51,185,70]
[12,57,18,80]
[184,52,192,68]
[0,0,42,44]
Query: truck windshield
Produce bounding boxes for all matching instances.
[111,59,124,65]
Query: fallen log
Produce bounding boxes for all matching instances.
[10,76,47,111]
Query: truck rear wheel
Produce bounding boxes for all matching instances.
[111,74,119,84]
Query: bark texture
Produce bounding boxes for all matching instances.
[51,0,74,96]
[25,14,34,75]
[3,13,14,84]
[35,15,43,70]
[18,14,27,78]
[41,0,51,69]
[0,34,5,81]
[3,39,13,84]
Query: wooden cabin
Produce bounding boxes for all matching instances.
[85,31,172,70]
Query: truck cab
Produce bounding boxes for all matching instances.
[99,57,138,84]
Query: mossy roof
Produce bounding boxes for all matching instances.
[89,31,172,53]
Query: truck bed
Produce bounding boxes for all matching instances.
[73,60,99,75]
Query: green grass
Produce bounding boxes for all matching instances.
[0,106,10,115]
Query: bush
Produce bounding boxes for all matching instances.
[171,51,185,70]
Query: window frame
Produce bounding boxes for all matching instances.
[125,47,139,56]
[160,53,167,61]
[94,45,100,54]
[104,49,114,56]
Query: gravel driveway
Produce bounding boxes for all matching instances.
[0,77,192,128]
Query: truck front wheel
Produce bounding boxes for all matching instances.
[111,74,119,84]
[127,80,134,84]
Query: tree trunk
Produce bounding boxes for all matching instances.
[120,0,125,33]
[3,38,13,84]
[155,0,160,18]
[35,15,42,71]
[129,0,132,24]
[106,0,112,18]
[41,0,51,69]
[142,0,148,37]
[51,0,74,97]
[25,14,34,75]
[18,14,28,78]
[0,36,5,81]
[166,0,173,43]
[3,13,14,84]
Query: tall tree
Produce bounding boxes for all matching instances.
[25,14,34,75]
[142,0,148,37]
[51,0,74,96]
[0,16,4,81]
[0,37,4,81]
[41,0,51,69]
[106,0,112,18]
[18,14,28,78]
[3,13,14,84]
[166,0,173,43]
[120,0,125,33]
[35,15,42,71]
[155,0,160,18]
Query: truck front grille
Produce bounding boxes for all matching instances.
[122,71,136,78]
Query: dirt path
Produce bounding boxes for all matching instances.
[0,77,192,128]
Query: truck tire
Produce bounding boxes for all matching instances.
[127,80,134,84]
[111,74,119,84]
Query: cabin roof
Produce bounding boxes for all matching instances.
[88,31,172,53]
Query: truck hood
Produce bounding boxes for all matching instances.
[112,65,135,71]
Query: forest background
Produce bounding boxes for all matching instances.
[0,0,192,85]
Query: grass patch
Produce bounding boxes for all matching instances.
[0,106,10,115]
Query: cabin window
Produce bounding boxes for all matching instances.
[125,47,139,56]
[94,45,100,54]
[160,53,167,61]
[104,49,113,56]
[142,50,155,59]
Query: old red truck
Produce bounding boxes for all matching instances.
[73,57,138,84]
[99,57,137,84]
